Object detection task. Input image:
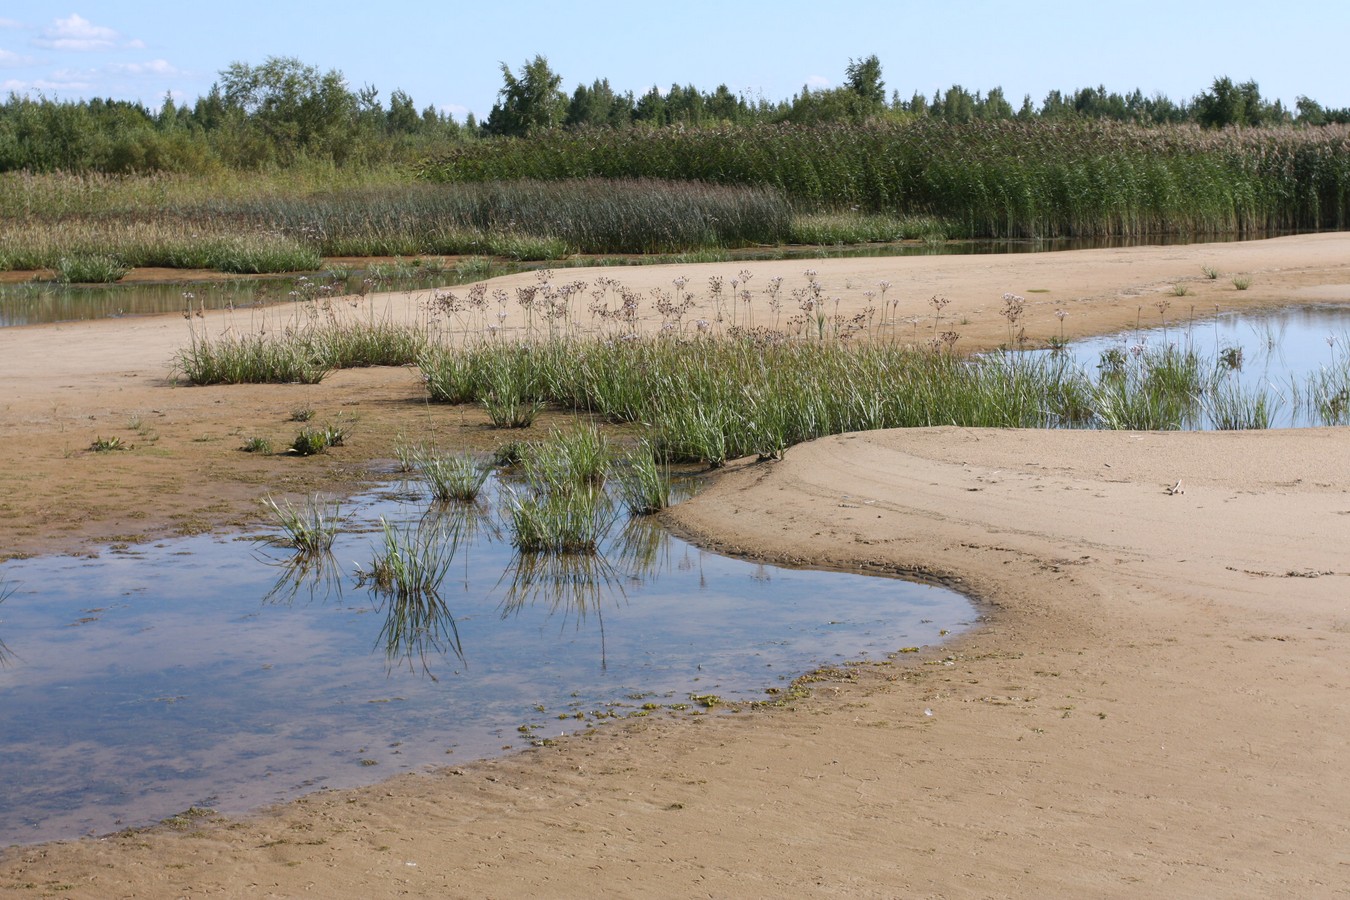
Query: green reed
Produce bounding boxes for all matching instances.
[1,172,791,272]
[419,120,1350,238]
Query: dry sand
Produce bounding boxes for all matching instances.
[3,233,1350,897]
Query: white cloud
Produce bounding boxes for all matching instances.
[440,103,470,117]
[2,74,98,93]
[0,48,35,68]
[0,18,23,29]
[112,59,181,77]
[33,13,124,51]
[806,75,831,89]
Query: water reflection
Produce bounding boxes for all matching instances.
[0,478,972,846]
[1042,304,1350,430]
[0,581,12,668]
[259,550,345,607]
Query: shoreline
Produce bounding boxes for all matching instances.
[3,233,1350,896]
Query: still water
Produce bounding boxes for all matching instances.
[1039,304,1350,429]
[0,479,973,846]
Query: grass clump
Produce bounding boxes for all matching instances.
[241,436,273,454]
[261,494,340,554]
[1304,362,1350,425]
[365,517,457,600]
[1205,380,1280,430]
[616,443,673,515]
[520,425,612,490]
[1232,274,1252,290]
[418,450,491,502]
[289,422,347,456]
[1090,345,1203,430]
[505,483,613,554]
[175,332,330,385]
[363,517,463,665]
[54,253,128,284]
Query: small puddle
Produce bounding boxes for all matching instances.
[0,478,973,846]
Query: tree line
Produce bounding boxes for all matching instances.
[2,54,1348,174]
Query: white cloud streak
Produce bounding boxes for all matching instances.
[0,48,35,68]
[33,13,127,51]
[112,59,181,77]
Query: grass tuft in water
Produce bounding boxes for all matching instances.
[418,450,491,502]
[262,494,340,554]
[363,517,464,667]
[505,483,614,554]
[1205,379,1280,430]
[616,442,673,516]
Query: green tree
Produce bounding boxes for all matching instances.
[485,55,566,136]
[844,55,885,107]
[1194,77,1275,128]
[216,56,358,161]
[387,89,420,134]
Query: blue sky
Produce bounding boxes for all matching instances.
[2,2,1346,119]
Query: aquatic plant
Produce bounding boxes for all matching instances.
[364,517,463,667]
[504,482,615,554]
[615,443,673,515]
[261,494,341,554]
[418,450,491,502]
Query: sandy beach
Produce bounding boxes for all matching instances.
[3,233,1350,897]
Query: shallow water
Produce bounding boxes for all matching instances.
[0,232,1296,327]
[1041,304,1350,429]
[0,480,973,846]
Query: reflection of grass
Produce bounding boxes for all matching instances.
[0,577,13,667]
[499,551,625,628]
[259,550,344,606]
[363,517,464,669]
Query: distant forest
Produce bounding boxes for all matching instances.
[3,54,1348,174]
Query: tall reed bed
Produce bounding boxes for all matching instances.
[0,174,790,274]
[419,121,1350,238]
